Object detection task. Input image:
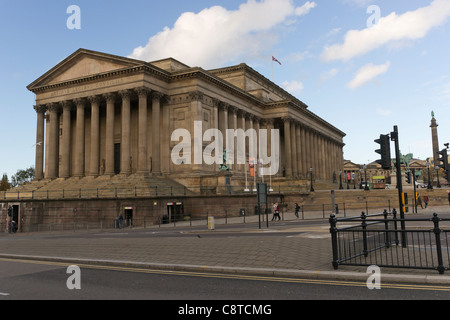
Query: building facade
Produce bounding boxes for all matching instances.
[27,49,346,185]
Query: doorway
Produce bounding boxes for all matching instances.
[124,206,133,226]
[166,202,184,223]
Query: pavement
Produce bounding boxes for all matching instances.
[1,206,450,286]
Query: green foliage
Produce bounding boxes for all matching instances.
[10,166,35,188]
[0,174,10,191]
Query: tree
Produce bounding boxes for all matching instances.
[0,174,10,191]
[11,166,35,188]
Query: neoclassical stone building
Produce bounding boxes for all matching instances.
[27,49,345,185]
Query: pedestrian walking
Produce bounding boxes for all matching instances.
[272,202,281,221]
[294,202,300,218]
[423,195,429,209]
[118,214,124,229]
[417,193,423,209]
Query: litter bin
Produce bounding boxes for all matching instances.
[208,216,215,230]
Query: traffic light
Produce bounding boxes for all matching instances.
[438,149,449,182]
[405,171,411,184]
[375,134,392,170]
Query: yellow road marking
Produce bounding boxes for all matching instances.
[1,257,450,292]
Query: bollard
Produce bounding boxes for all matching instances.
[432,213,445,275]
[329,214,339,270]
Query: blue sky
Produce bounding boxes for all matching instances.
[1,0,449,178]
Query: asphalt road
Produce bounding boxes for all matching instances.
[2,258,450,301]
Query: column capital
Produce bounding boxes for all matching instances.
[188,90,203,102]
[74,97,87,107]
[218,102,230,111]
[103,92,116,103]
[119,89,132,100]
[88,95,101,105]
[228,105,238,115]
[135,87,150,98]
[46,102,61,113]
[261,118,274,126]
[61,100,74,111]
[152,90,165,100]
[33,105,47,114]
[281,116,291,124]
[211,98,221,108]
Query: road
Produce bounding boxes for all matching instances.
[1,258,450,301]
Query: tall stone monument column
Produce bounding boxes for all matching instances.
[431,111,440,166]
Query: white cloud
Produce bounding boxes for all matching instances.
[320,68,338,82]
[281,80,304,93]
[129,0,317,69]
[347,61,390,89]
[376,108,393,116]
[322,0,450,62]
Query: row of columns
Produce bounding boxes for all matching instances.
[216,101,343,180]
[282,117,343,180]
[34,87,165,180]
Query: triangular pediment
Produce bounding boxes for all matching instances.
[28,49,145,90]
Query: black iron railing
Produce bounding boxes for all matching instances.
[329,210,450,274]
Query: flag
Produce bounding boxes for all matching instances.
[272,56,281,65]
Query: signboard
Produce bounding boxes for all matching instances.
[249,157,255,177]
[257,183,267,205]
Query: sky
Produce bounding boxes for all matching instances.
[1,0,449,178]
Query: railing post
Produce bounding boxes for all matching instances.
[361,212,368,257]
[383,209,390,248]
[329,214,339,270]
[392,208,399,245]
[432,213,445,275]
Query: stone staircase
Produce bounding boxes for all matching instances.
[1,174,193,200]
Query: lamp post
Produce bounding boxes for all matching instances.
[427,161,433,189]
[436,166,441,188]
[310,167,314,192]
[359,169,363,189]
[364,164,369,190]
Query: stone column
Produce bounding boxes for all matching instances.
[46,103,60,179]
[237,110,246,172]
[283,118,292,178]
[303,128,309,169]
[228,106,238,171]
[136,87,149,173]
[290,120,297,178]
[34,105,46,180]
[119,90,131,174]
[74,98,86,177]
[104,93,115,176]
[152,91,163,175]
[430,114,440,166]
[295,123,302,178]
[218,102,229,139]
[89,96,101,177]
[60,101,73,178]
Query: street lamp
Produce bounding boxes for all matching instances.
[310,167,314,192]
[436,166,441,188]
[364,164,369,190]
